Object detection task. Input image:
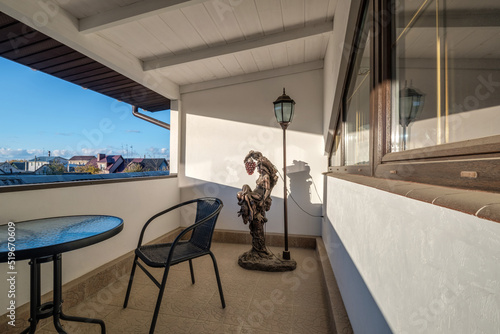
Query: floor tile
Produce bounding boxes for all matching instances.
[37,243,332,334]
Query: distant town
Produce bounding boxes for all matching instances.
[0,151,169,176]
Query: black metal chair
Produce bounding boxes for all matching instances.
[123,197,225,334]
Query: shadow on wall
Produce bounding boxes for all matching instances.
[179,181,244,229]
[322,211,393,333]
[180,180,286,232]
[180,173,322,236]
[286,160,322,222]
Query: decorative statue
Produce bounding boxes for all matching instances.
[237,151,278,225]
[237,150,278,257]
[237,151,295,271]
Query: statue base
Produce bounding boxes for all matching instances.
[238,249,297,272]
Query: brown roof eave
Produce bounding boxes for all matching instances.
[0,12,170,112]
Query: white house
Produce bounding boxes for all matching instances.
[27,156,69,172]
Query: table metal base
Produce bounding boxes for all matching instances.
[20,254,106,334]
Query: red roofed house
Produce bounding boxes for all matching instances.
[94,154,123,174]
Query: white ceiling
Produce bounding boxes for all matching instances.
[52,0,337,88]
[3,0,497,101]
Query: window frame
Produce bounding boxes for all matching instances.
[328,0,500,193]
[328,0,373,176]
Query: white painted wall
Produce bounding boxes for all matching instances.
[179,70,326,236]
[0,177,180,314]
[169,108,179,174]
[323,176,500,333]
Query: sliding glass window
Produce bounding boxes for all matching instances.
[330,121,342,167]
[328,0,500,191]
[392,0,500,152]
[344,6,371,166]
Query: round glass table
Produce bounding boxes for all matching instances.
[0,215,123,334]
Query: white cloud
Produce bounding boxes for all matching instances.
[51,149,75,157]
[144,147,169,158]
[0,148,44,160]
[80,148,112,156]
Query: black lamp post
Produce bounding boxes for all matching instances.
[273,88,295,261]
[399,82,424,150]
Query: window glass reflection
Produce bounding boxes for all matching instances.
[344,10,371,166]
[392,0,500,151]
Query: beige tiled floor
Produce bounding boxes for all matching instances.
[36,243,331,334]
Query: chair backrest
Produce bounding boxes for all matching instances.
[190,198,223,250]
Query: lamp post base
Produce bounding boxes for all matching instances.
[238,249,296,272]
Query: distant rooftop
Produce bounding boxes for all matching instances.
[0,171,170,187]
[69,156,95,161]
[28,156,67,162]
[10,162,26,170]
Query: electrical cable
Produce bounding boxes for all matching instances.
[276,169,324,218]
[257,166,324,262]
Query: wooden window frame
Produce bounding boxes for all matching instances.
[329,0,500,193]
[329,0,372,176]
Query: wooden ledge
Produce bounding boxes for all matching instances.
[326,173,500,224]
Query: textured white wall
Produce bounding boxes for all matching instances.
[324,176,500,333]
[179,70,326,236]
[0,177,180,313]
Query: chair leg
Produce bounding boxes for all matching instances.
[149,266,170,334]
[209,252,225,309]
[188,259,195,284]
[123,255,138,308]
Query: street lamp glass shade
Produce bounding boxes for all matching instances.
[274,103,283,123]
[273,88,295,124]
[399,86,424,127]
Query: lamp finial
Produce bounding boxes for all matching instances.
[283,87,285,95]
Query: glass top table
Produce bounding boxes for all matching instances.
[0,215,123,334]
[0,215,123,262]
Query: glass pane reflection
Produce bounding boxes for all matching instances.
[344,11,371,166]
[392,0,500,151]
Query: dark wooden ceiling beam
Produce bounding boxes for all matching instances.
[63,67,113,82]
[73,72,122,87]
[0,39,63,60]
[98,82,139,95]
[53,62,107,79]
[30,52,84,71]
[84,77,134,91]
[38,57,95,74]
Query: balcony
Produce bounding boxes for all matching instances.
[1,217,351,334]
[1,1,500,333]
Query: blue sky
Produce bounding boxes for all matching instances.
[0,57,170,161]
